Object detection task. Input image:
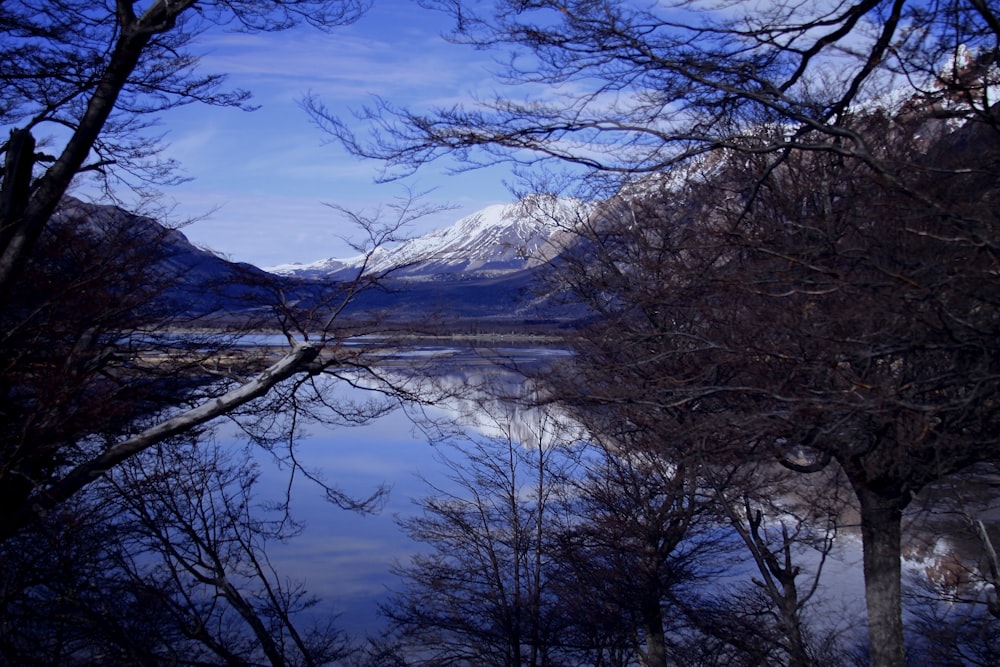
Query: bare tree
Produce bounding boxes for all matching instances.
[698,464,855,667]
[315,0,999,190]
[553,435,731,667]
[0,433,355,666]
[0,183,442,663]
[380,396,577,667]
[1,0,370,294]
[0,0,387,538]
[0,199,330,540]
[313,4,1000,663]
[540,106,999,665]
[0,190,449,540]
[108,437,355,667]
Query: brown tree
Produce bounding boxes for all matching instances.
[0,0,384,537]
[317,3,1000,665]
[0,435,355,666]
[553,434,731,667]
[540,109,999,665]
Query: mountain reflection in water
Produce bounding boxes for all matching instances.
[230,343,979,646]
[239,344,573,635]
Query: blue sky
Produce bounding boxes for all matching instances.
[124,1,517,268]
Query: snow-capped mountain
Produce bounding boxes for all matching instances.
[268,195,588,280]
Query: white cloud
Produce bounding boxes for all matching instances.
[165,173,508,267]
[138,0,518,267]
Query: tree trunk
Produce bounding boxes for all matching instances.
[638,588,667,667]
[855,485,906,667]
[0,27,152,299]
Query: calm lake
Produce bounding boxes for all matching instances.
[228,342,890,643]
[234,343,577,635]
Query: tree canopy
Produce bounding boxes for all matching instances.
[316,2,1000,666]
[323,0,999,187]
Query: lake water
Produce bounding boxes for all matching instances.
[212,342,992,657]
[232,344,575,636]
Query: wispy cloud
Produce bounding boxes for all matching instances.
[145,0,517,267]
[166,175,504,268]
[194,8,494,105]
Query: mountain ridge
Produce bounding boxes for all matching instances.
[266,195,588,281]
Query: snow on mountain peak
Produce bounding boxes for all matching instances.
[268,195,589,280]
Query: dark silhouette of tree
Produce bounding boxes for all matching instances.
[553,435,732,667]
[0,0,384,537]
[317,1,999,190]
[0,193,406,539]
[316,3,1000,665]
[380,372,746,667]
[108,438,354,666]
[0,436,355,665]
[538,108,999,665]
[0,0,370,295]
[0,6,460,662]
[381,401,575,667]
[700,465,854,667]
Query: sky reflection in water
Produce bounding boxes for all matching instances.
[227,345,868,640]
[234,346,569,635]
